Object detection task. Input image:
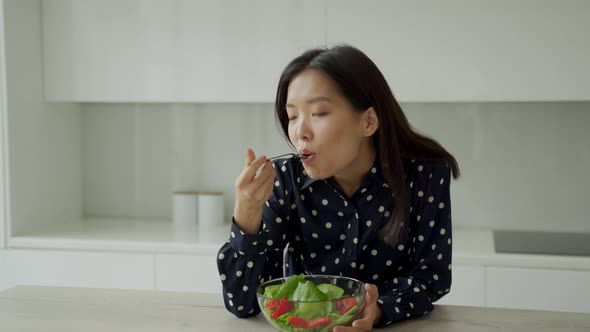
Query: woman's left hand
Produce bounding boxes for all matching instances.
[333,283,383,332]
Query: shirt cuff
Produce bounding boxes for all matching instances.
[374,295,411,326]
[228,217,265,256]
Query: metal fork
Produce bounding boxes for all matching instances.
[268,153,300,161]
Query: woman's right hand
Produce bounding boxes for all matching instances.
[233,148,276,234]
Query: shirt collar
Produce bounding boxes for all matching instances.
[300,169,319,190]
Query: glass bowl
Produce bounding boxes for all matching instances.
[256,275,366,331]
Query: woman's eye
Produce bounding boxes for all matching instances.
[313,112,329,117]
[288,116,297,121]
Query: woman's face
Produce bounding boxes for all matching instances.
[286,69,374,180]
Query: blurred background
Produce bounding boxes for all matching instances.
[0,0,588,314]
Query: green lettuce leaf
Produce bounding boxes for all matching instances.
[293,301,332,321]
[263,284,283,298]
[272,313,297,332]
[268,274,306,300]
[317,283,344,300]
[292,280,329,301]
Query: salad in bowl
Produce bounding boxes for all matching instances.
[256,274,366,331]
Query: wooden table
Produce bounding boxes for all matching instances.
[0,286,589,331]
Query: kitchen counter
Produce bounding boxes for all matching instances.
[8,219,590,271]
[1,286,589,331]
[453,228,590,271]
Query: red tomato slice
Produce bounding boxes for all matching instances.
[265,299,279,311]
[288,316,309,328]
[270,297,293,319]
[336,297,358,315]
[308,317,331,328]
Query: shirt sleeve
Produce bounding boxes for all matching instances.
[216,160,294,318]
[376,161,452,326]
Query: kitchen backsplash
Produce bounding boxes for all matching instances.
[80,102,590,233]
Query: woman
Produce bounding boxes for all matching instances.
[217,44,459,330]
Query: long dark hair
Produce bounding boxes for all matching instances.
[274,45,460,245]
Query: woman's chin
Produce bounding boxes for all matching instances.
[303,166,331,180]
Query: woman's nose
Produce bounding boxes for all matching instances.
[296,118,312,141]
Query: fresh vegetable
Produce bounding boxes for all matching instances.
[288,316,309,328]
[265,298,280,311]
[308,317,331,328]
[292,280,328,301]
[265,274,305,299]
[336,297,358,315]
[271,296,294,319]
[261,275,363,331]
[317,283,344,299]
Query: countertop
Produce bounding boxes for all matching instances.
[1,286,589,331]
[9,219,590,271]
[452,228,590,270]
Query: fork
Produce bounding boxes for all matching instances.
[268,153,300,161]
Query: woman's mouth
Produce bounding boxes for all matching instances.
[298,149,316,163]
[300,153,316,163]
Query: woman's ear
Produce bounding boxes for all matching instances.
[363,107,379,136]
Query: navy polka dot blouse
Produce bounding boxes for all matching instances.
[217,155,452,326]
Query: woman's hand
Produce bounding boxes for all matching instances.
[233,148,275,234]
[333,284,383,332]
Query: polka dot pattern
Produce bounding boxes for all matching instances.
[217,157,452,324]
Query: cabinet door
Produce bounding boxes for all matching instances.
[3,249,154,290]
[436,265,485,307]
[43,0,324,102]
[486,266,590,313]
[155,254,221,293]
[325,0,590,102]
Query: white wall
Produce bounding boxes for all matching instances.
[79,102,590,233]
[4,0,81,235]
[0,250,7,290]
[404,102,590,233]
[0,1,9,292]
[0,0,8,248]
[81,103,291,221]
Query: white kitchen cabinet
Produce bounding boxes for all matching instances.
[2,249,154,290]
[325,0,590,102]
[155,254,221,294]
[485,266,590,313]
[436,265,485,307]
[43,0,590,103]
[42,0,324,102]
